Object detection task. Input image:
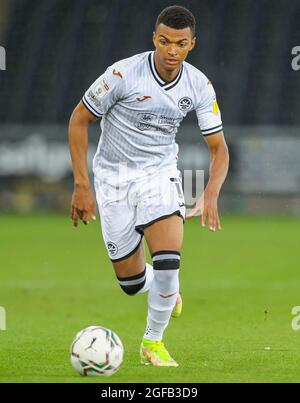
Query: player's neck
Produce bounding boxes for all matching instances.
[153,52,181,83]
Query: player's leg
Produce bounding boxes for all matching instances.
[143,214,183,338]
[144,214,183,253]
[140,214,183,366]
[111,241,154,296]
[135,170,185,366]
[94,178,155,296]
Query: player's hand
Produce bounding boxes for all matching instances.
[186,188,221,231]
[71,184,97,228]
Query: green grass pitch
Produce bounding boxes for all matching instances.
[0,214,300,383]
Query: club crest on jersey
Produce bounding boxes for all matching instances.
[107,242,118,257]
[178,97,193,112]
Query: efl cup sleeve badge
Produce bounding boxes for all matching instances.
[94,77,110,99]
[178,97,193,112]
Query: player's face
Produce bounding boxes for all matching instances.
[153,24,196,73]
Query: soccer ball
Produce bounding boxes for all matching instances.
[70,326,124,377]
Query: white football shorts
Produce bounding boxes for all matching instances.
[94,170,186,262]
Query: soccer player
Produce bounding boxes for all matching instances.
[69,5,229,367]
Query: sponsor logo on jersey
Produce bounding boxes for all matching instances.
[135,113,182,133]
[113,69,123,78]
[178,97,193,111]
[136,95,152,102]
[135,113,157,131]
[158,115,181,126]
[107,242,118,256]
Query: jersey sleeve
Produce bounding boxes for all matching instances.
[82,64,125,118]
[195,80,223,136]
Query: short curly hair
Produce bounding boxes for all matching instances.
[155,5,196,37]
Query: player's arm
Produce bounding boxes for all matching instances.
[69,65,124,227]
[187,131,229,231]
[188,76,229,230]
[202,131,229,230]
[68,101,98,227]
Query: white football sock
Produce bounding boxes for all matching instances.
[143,252,180,341]
[137,263,154,294]
[117,263,153,295]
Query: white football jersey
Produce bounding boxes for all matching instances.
[83,51,223,184]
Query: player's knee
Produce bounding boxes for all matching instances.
[116,270,146,296]
[152,250,180,291]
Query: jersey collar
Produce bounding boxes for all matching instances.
[148,51,183,91]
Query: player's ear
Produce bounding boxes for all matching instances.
[190,37,196,51]
[152,31,156,46]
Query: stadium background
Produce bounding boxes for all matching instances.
[0,0,300,383]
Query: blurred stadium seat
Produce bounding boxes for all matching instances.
[0,0,299,213]
[0,0,299,124]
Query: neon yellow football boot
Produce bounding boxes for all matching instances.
[171,293,182,318]
[140,339,179,367]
